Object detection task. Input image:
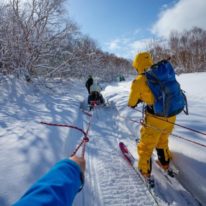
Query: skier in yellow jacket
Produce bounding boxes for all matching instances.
[128,52,176,178]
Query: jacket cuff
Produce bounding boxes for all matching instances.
[59,159,84,190]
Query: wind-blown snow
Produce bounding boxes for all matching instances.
[0,73,206,206]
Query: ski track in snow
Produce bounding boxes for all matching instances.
[74,106,157,206]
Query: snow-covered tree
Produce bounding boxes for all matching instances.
[0,0,132,81]
[149,27,206,73]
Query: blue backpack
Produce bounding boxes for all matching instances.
[145,60,188,117]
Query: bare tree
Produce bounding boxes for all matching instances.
[0,0,132,81]
[0,0,78,77]
[148,27,206,74]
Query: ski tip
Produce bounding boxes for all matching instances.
[119,142,124,150]
[119,142,124,148]
[119,142,128,153]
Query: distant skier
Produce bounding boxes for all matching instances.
[85,75,93,94]
[128,52,177,179]
[88,82,104,109]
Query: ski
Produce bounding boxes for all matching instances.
[119,141,201,205]
[119,141,180,187]
[119,142,155,189]
[119,141,163,205]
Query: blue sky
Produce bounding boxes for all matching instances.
[68,0,206,59]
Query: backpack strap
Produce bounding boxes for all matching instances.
[182,91,189,115]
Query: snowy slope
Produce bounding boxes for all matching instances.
[0,73,206,205]
[0,77,86,205]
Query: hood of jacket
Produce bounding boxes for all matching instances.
[132,52,153,74]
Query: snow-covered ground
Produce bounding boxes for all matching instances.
[0,73,206,206]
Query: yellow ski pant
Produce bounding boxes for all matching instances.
[137,113,176,174]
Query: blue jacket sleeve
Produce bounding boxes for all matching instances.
[13,159,83,206]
